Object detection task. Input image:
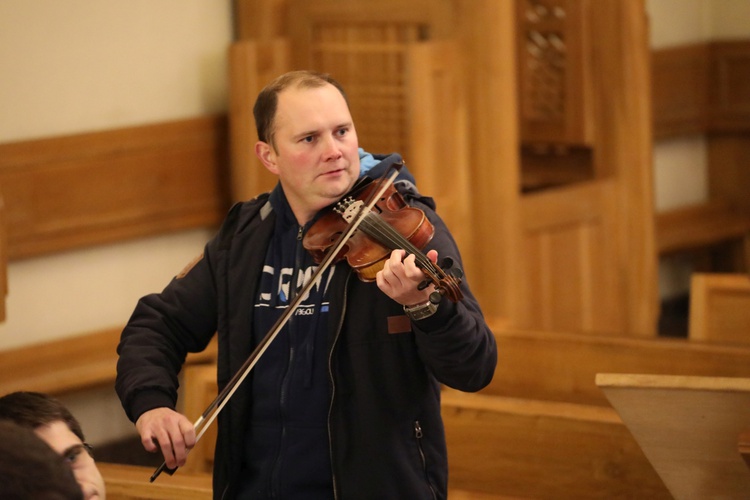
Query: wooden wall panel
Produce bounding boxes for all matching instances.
[228,39,290,202]
[456,0,521,322]
[587,0,658,336]
[0,201,5,321]
[710,41,750,132]
[652,40,750,137]
[689,273,750,345]
[406,40,473,275]
[286,0,454,164]
[519,181,624,333]
[0,116,229,260]
[651,43,710,138]
[707,133,750,213]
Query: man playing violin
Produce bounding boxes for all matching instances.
[116,70,497,499]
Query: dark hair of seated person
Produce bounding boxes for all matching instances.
[0,420,83,500]
[0,390,85,440]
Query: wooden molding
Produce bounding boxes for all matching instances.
[651,43,710,138]
[652,40,750,138]
[0,327,218,397]
[710,40,750,132]
[0,116,230,260]
[485,322,750,407]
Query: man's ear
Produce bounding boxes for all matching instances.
[255,141,279,174]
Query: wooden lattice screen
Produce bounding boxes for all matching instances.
[517,0,592,146]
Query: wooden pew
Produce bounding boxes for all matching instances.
[178,363,524,499]
[0,327,218,396]
[485,324,750,406]
[689,272,750,345]
[656,200,750,269]
[441,389,671,499]
[99,462,211,500]
[100,460,509,500]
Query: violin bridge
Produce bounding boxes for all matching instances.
[335,197,367,224]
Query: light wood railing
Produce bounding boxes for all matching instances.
[0,327,217,396]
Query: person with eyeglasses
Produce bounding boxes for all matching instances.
[0,391,106,500]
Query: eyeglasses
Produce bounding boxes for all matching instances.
[62,442,94,468]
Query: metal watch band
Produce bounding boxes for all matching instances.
[403,300,438,320]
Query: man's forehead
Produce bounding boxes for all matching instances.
[34,420,80,454]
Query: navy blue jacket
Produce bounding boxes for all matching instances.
[116,154,497,499]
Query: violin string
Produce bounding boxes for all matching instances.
[363,212,462,296]
[358,211,443,282]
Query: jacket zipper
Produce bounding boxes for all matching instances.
[269,225,306,497]
[327,268,350,500]
[414,420,438,500]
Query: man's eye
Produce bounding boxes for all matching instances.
[302,136,314,143]
[63,443,93,466]
[63,446,85,464]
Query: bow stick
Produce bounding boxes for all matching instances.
[150,164,403,481]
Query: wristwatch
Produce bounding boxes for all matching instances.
[403,300,438,321]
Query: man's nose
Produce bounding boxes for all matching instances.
[322,134,343,160]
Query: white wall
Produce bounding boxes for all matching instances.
[0,0,233,445]
[647,0,750,298]
[0,0,231,142]
[0,0,232,347]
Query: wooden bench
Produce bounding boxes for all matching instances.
[99,462,212,500]
[484,323,750,406]
[441,389,671,499]
[655,200,750,266]
[689,273,750,345]
[101,461,510,500]
[0,327,218,396]
[179,365,521,499]
[172,323,750,497]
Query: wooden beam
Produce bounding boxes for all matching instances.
[0,327,217,397]
[486,323,750,406]
[0,116,229,260]
[652,40,750,138]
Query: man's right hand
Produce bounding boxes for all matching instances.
[136,407,196,469]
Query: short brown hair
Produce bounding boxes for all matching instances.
[253,70,349,150]
[0,391,85,443]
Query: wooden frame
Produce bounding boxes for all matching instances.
[652,40,750,138]
[689,273,750,345]
[0,116,229,260]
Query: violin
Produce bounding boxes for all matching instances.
[303,173,463,303]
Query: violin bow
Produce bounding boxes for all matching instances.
[151,165,402,481]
